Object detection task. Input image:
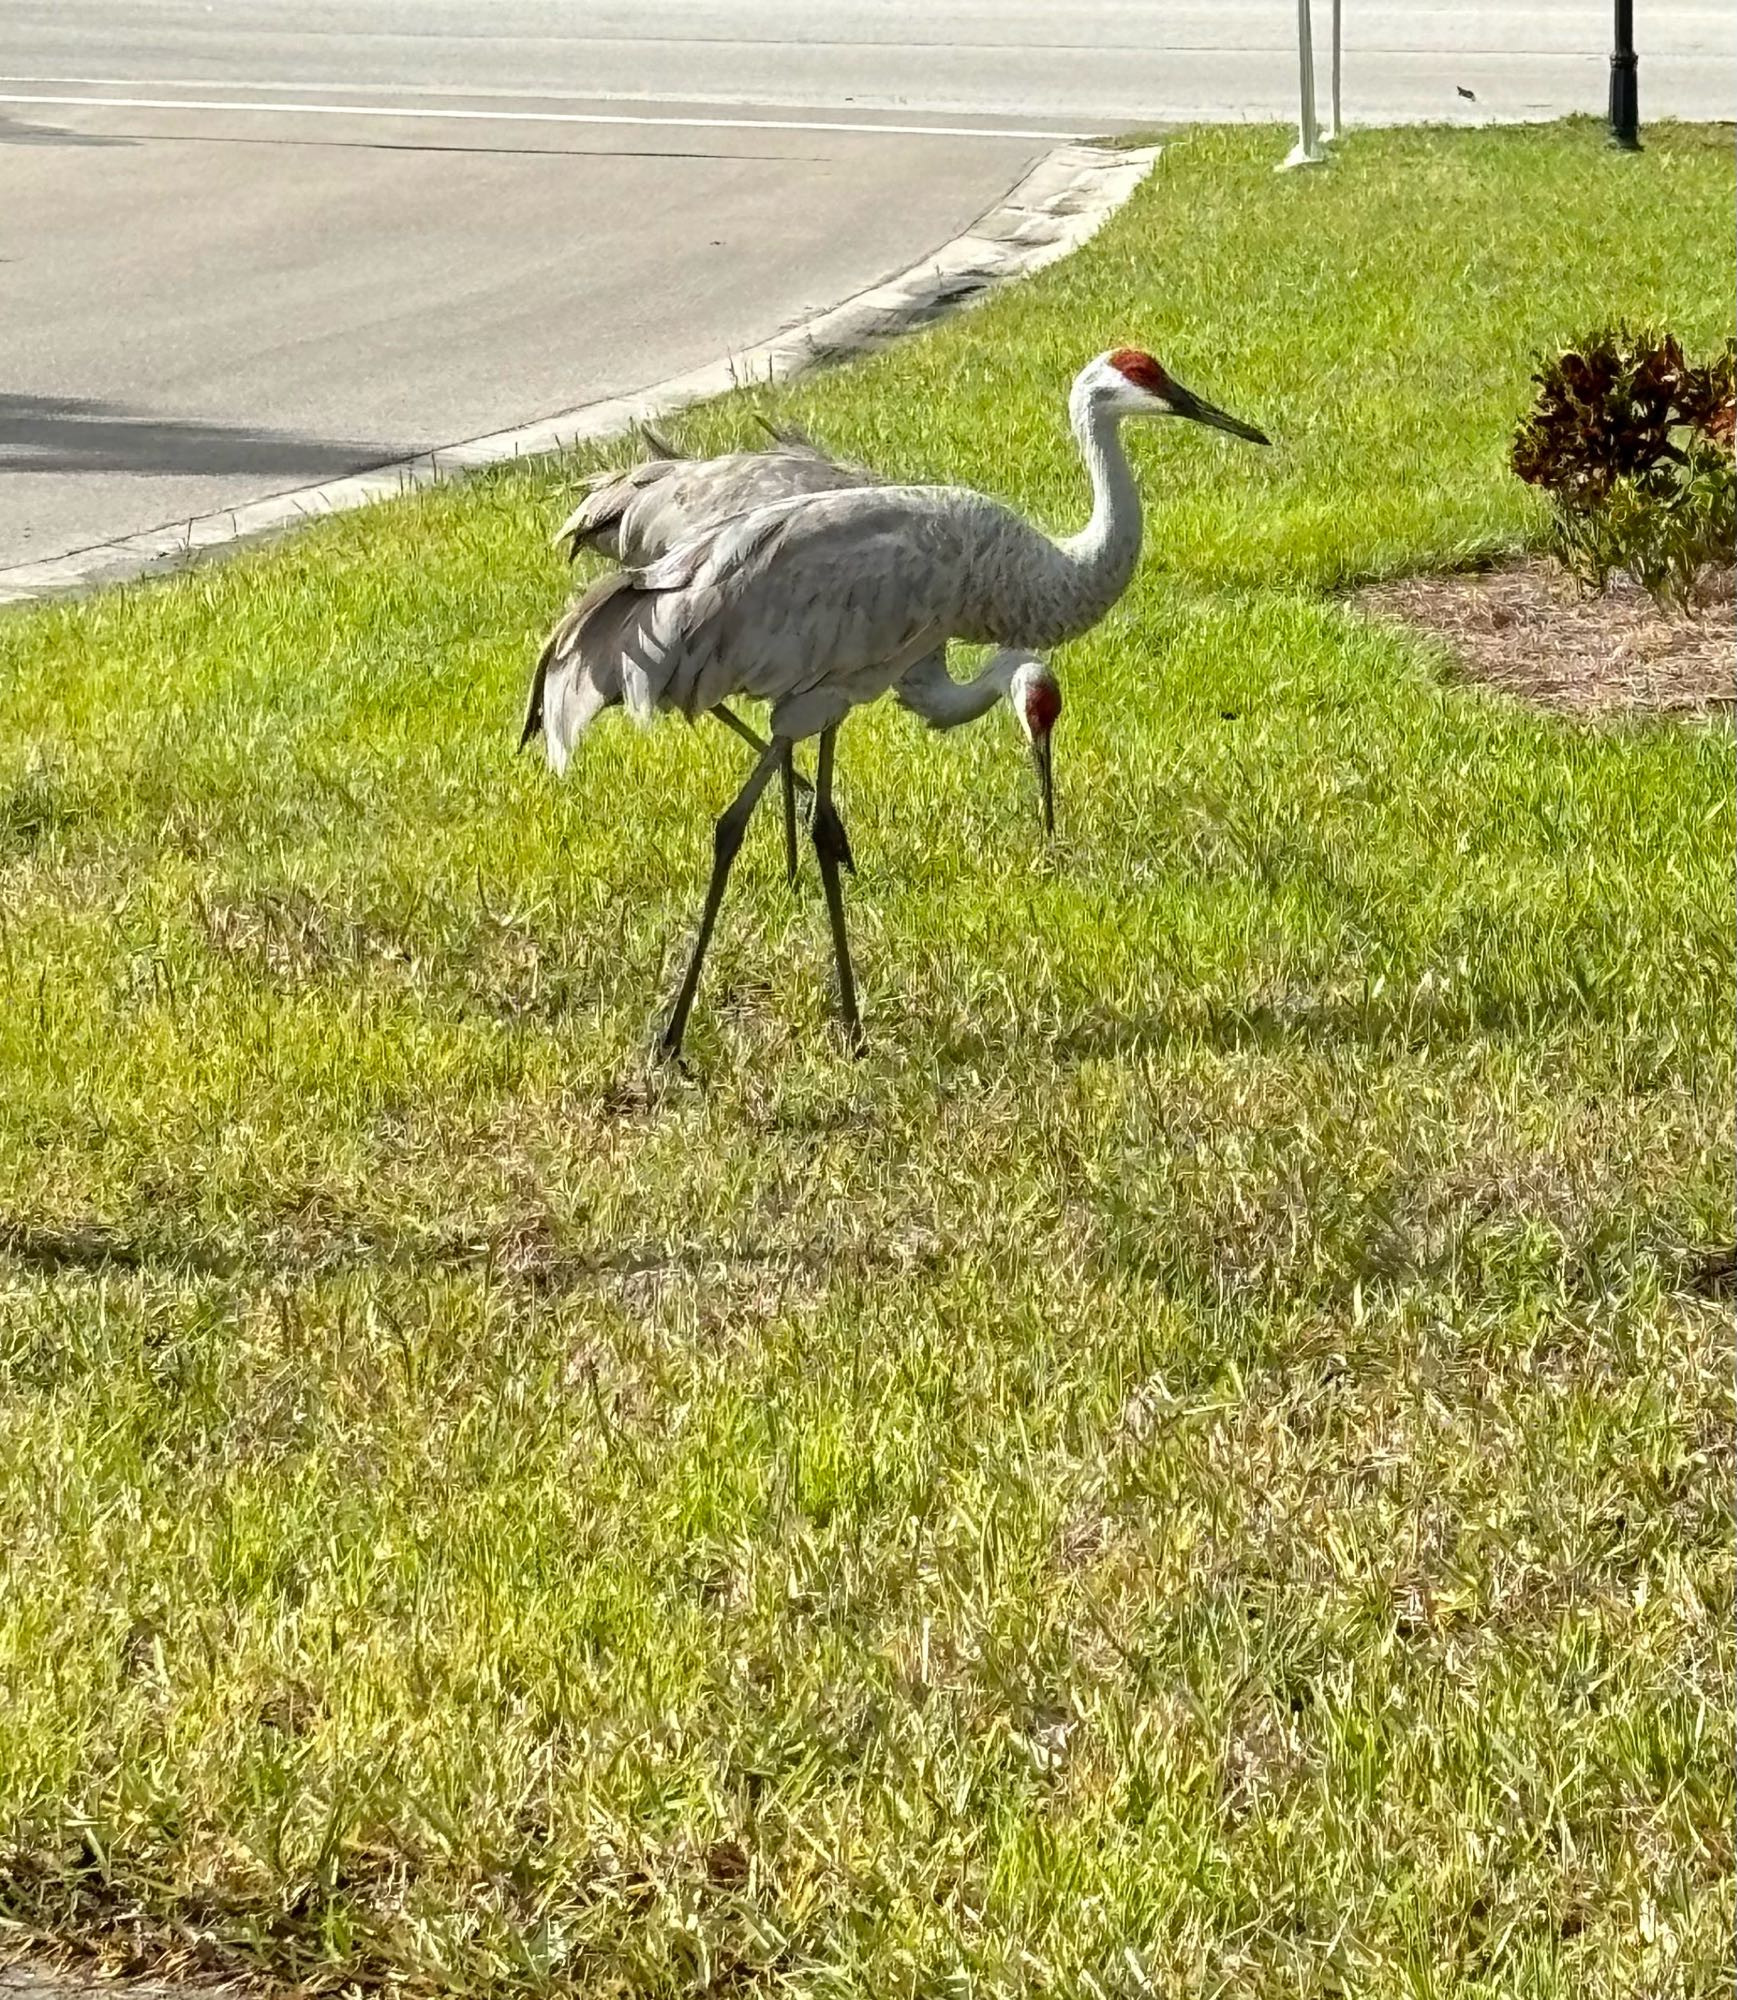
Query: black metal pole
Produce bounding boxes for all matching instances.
[1608,0,1640,149]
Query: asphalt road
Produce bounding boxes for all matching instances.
[3,1,1732,573]
[8,1,1734,123]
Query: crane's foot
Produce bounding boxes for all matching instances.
[653,1027,697,1074]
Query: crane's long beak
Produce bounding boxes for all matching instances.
[1169,383,1271,446]
[1030,731,1056,838]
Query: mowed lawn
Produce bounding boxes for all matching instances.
[1,122,1733,1998]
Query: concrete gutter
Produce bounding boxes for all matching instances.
[0,142,1158,609]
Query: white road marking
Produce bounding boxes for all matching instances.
[0,90,1082,142]
[0,69,1205,94]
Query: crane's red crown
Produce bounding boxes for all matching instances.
[1108,348,1172,397]
[1023,678,1063,737]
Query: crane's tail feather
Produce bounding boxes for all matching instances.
[554,478,639,559]
[521,570,646,768]
[553,427,685,558]
[518,626,557,750]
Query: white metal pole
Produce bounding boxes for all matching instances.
[1279,0,1326,168]
[1324,0,1343,140]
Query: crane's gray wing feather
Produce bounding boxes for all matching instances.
[553,455,682,561]
[555,435,885,564]
[531,459,1045,758]
[617,452,880,568]
[530,488,970,752]
[611,489,980,735]
[520,570,633,772]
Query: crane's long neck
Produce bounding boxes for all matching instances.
[897,648,1025,731]
[1068,386,1141,556]
[1049,387,1144,636]
[972,386,1145,651]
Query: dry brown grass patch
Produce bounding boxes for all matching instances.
[1359,558,1734,715]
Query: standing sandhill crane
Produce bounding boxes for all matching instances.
[554,424,1065,861]
[520,348,1268,1059]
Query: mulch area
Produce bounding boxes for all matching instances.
[1356,559,1734,717]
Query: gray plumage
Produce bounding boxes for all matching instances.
[524,484,1033,757]
[522,351,1240,766]
[553,421,879,567]
[545,420,1052,744]
[518,350,1269,1056]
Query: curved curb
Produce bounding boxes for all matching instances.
[0,142,1158,608]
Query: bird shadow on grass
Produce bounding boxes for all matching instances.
[0,1218,238,1281]
[1023,984,1625,1068]
[0,1211,851,1295]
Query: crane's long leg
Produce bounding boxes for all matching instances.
[713,706,812,795]
[660,735,786,1061]
[809,724,864,1054]
[779,743,799,887]
[713,704,806,885]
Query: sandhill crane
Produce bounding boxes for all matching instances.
[520,348,1268,1059]
[554,423,1064,860]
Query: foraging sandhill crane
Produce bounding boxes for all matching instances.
[554,424,1065,862]
[521,348,1268,1059]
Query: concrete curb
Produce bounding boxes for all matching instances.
[0,141,1158,609]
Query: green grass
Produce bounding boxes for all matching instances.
[1,120,1732,1998]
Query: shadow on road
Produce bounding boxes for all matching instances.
[0,393,401,478]
[0,111,137,148]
